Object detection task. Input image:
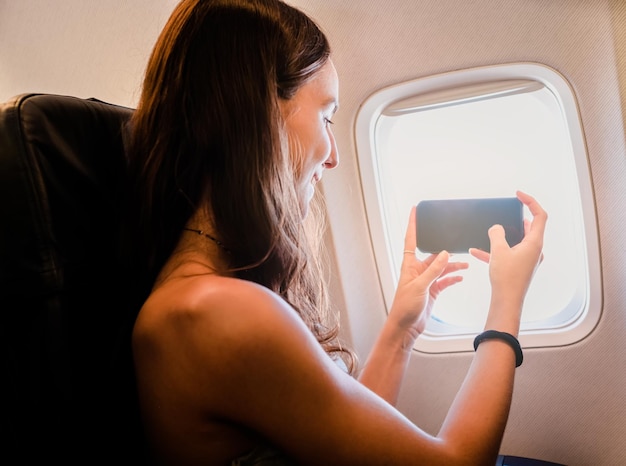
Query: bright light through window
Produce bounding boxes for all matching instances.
[355,63,601,352]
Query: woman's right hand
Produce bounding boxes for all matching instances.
[470,191,547,308]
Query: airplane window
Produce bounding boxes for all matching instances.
[355,63,601,353]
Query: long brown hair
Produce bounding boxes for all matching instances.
[125,0,356,373]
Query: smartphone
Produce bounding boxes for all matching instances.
[416,197,524,253]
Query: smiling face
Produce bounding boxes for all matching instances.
[281,59,339,217]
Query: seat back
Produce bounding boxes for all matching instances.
[0,93,144,463]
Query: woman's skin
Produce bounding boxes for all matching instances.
[281,60,340,217]
[133,58,547,466]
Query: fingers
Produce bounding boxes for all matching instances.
[487,223,508,252]
[434,275,464,294]
[421,250,450,285]
[406,250,468,274]
[517,190,548,241]
[442,260,469,275]
[469,247,490,263]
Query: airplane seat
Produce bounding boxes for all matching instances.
[0,93,147,464]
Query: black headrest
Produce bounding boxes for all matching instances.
[0,93,142,462]
[0,93,132,293]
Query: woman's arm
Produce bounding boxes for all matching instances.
[358,207,467,405]
[190,245,540,465]
[136,192,546,465]
[357,249,457,405]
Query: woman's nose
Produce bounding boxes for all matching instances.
[324,135,339,169]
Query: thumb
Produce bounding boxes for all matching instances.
[488,224,508,251]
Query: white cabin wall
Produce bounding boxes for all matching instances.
[0,0,177,107]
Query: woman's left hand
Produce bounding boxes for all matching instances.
[388,206,469,344]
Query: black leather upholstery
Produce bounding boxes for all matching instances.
[0,94,143,463]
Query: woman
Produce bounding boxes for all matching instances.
[126,0,547,464]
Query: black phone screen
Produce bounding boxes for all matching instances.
[416,197,524,253]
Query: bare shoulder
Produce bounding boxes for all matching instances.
[132,274,324,380]
[132,275,331,463]
[134,274,308,347]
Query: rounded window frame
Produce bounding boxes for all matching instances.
[354,62,602,353]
